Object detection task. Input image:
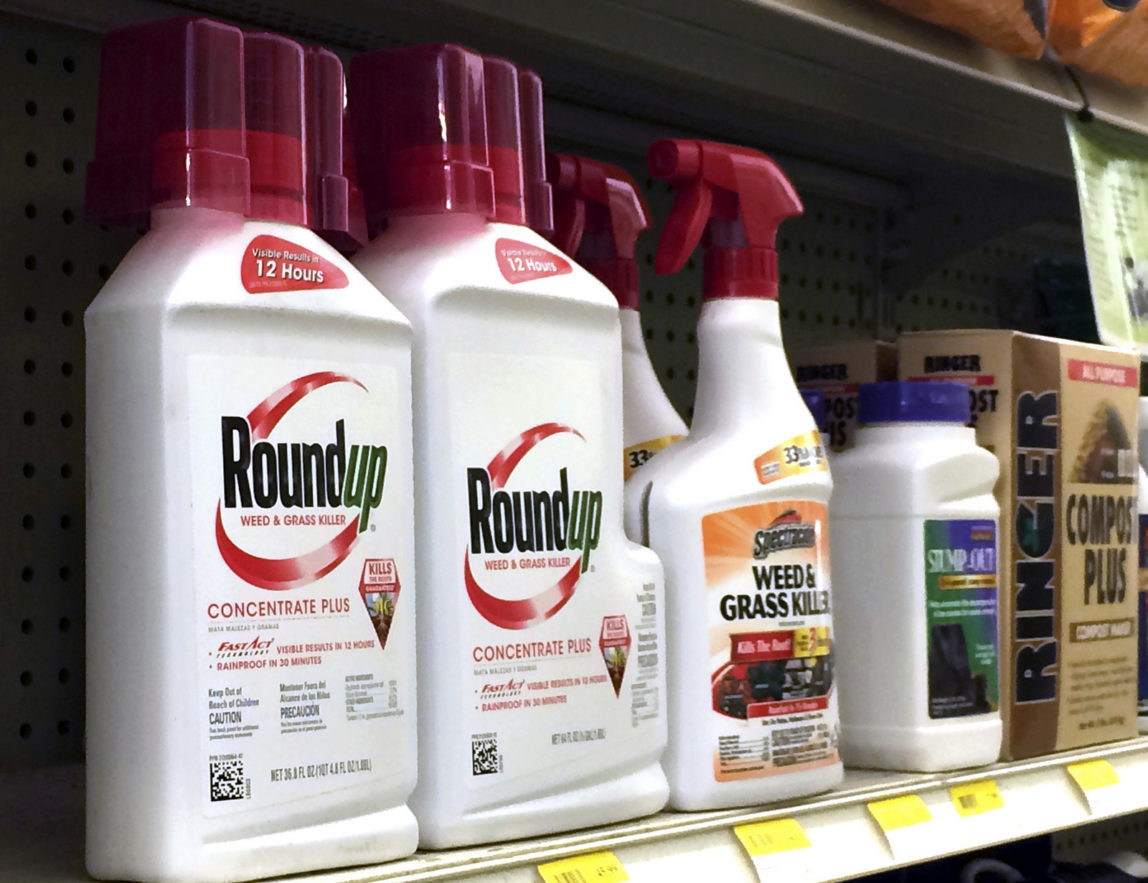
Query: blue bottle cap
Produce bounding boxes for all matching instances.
[800,389,827,433]
[858,381,968,424]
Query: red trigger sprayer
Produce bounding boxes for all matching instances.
[649,139,801,300]
[548,153,687,478]
[624,139,842,810]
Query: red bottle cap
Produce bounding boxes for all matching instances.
[548,152,649,309]
[483,56,525,225]
[519,68,554,239]
[304,46,360,251]
[348,43,494,229]
[648,139,802,300]
[244,32,306,225]
[86,17,249,226]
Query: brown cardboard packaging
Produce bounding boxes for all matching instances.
[788,340,897,451]
[899,330,1140,759]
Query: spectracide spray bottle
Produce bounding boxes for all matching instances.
[625,139,843,810]
[348,45,668,847]
[548,154,688,481]
[84,21,417,881]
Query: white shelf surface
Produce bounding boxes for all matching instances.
[6,738,1148,883]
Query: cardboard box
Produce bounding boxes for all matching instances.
[788,340,898,451]
[899,329,1140,759]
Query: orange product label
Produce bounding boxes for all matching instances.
[623,434,683,480]
[753,431,828,486]
[703,500,838,782]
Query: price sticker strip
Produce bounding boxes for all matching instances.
[537,851,628,883]
[734,818,814,882]
[1067,759,1126,817]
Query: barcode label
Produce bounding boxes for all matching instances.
[950,780,1003,817]
[958,794,977,809]
[471,733,501,776]
[209,757,245,802]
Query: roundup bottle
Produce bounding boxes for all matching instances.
[624,140,843,810]
[831,382,1001,771]
[85,21,418,881]
[548,154,687,480]
[348,46,668,847]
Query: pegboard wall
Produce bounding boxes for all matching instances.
[0,9,1079,773]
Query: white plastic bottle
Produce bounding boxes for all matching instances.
[547,153,687,480]
[625,139,843,811]
[1138,396,1148,732]
[85,22,417,882]
[831,381,1001,770]
[348,45,668,848]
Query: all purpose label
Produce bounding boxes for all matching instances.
[702,500,839,782]
[450,351,660,802]
[924,519,1000,719]
[191,356,411,814]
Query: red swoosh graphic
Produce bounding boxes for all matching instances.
[467,422,587,629]
[247,371,365,440]
[217,372,367,590]
[465,552,583,629]
[487,422,583,488]
[216,504,360,590]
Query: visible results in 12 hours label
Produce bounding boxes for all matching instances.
[702,499,839,782]
[191,356,411,814]
[924,519,999,719]
[240,235,349,294]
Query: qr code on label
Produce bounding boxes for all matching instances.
[209,758,245,802]
[471,734,500,776]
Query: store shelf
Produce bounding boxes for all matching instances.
[6,0,1148,184]
[6,739,1148,883]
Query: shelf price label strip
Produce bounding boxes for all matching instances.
[734,818,814,882]
[1067,759,1126,817]
[538,851,628,883]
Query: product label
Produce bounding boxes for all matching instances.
[702,500,838,782]
[924,519,1000,719]
[1139,513,1148,714]
[449,350,661,804]
[622,434,683,480]
[191,356,412,814]
[240,235,349,293]
[494,238,572,285]
[754,431,829,486]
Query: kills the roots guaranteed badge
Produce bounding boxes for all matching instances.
[360,558,401,649]
[599,616,631,697]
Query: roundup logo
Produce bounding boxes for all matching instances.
[464,423,602,630]
[216,372,387,591]
[752,509,816,560]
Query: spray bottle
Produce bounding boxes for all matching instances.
[624,139,842,810]
[348,45,667,848]
[84,21,417,881]
[548,154,687,481]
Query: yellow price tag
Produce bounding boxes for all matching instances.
[950,780,1004,817]
[867,794,932,831]
[538,851,628,883]
[1068,759,1119,792]
[734,818,811,856]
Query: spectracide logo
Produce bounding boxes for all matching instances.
[465,423,603,630]
[752,510,816,560]
[216,372,387,591]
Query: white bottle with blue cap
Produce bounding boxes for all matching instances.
[830,381,1002,771]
